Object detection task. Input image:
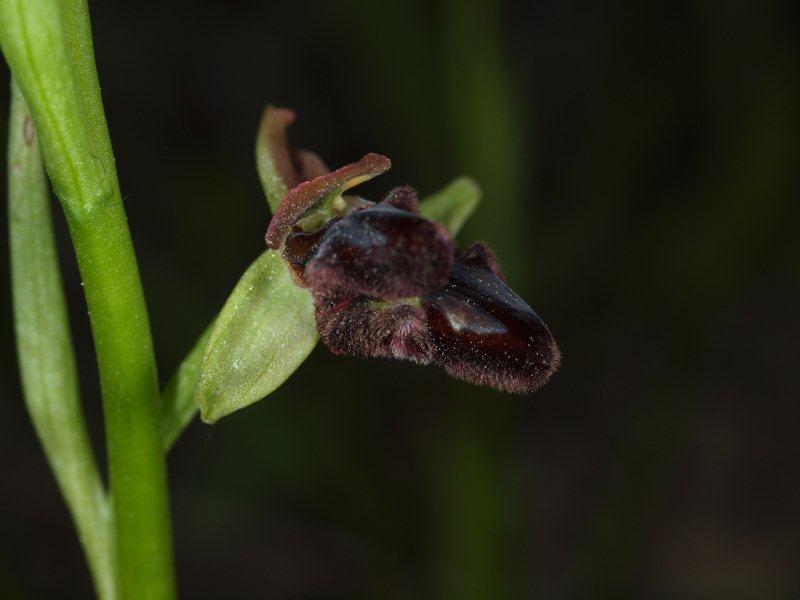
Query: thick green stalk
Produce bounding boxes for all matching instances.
[65,209,176,599]
[58,0,119,187]
[8,79,117,600]
[0,1,176,598]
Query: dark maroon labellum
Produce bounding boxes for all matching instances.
[312,243,560,394]
[264,112,559,394]
[280,191,558,394]
[423,243,560,393]
[305,196,455,300]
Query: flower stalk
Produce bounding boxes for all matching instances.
[0,1,176,597]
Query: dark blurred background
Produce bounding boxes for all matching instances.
[1,0,799,598]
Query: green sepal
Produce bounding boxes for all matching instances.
[419,176,482,235]
[194,250,318,423]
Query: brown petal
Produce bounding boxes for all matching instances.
[265,153,391,249]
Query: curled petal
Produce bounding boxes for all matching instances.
[265,153,391,249]
[304,199,455,299]
[255,106,330,211]
[423,244,560,393]
[315,295,434,363]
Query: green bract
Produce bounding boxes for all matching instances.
[419,176,481,236]
[161,326,211,448]
[194,250,318,423]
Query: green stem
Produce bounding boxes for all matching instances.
[67,203,176,600]
[0,1,176,597]
[8,78,117,600]
[58,0,118,171]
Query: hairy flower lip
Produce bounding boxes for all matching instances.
[311,241,560,394]
[314,293,435,364]
[265,153,391,249]
[423,245,561,394]
[303,198,456,299]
